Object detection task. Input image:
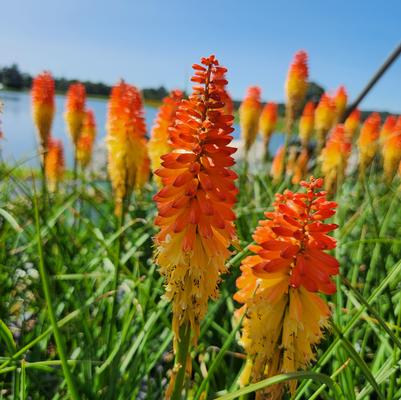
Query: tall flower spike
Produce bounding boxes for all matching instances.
[292,148,310,184]
[320,125,351,192]
[358,112,381,175]
[382,117,401,182]
[299,101,315,147]
[239,86,262,155]
[154,55,237,347]
[260,102,278,159]
[148,90,184,184]
[285,50,308,133]
[65,83,86,146]
[344,108,361,140]
[31,71,55,152]
[334,86,347,122]
[45,138,65,192]
[234,177,338,399]
[315,93,336,151]
[271,145,285,183]
[379,115,397,144]
[77,109,97,169]
[107,80,149,215]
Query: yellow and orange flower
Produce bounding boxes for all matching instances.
[45,138,65,192]
[260,102,278,155]
[358,112,381,173]
[106,80,149,215]
[65,83,86,146]
[77,110,97,168]
[334,86,347,121]
[299,101,315,147]
[240,86,262,154]
[153,55,237,344]
[379,115,397,144]
[148,90,183,181]
[344,108,361,140]
[320,125,351,192]
[271,145,285,183]
[31,71,55,150]
[235,177,338,399]
[382,118,401,182]
[292,148,309,184]
[315,93,336,149]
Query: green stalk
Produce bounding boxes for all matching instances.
[171,322,192,400]
[32,183,79,400]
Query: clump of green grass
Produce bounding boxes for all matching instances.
[0,159,400,399]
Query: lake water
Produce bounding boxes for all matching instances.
[0,90,283,167]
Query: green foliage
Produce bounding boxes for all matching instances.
[0,161,400,399]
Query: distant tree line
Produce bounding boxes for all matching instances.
[0,64,169,101]
[0,64,393,119]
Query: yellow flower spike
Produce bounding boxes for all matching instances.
[148,90,183,184]
[285,50,309,133]
[65,83,86,146]
[240,86,262,156]
[344,108,361,140]
[334,85,347,122]
[260,102,278,157]
[234,177,338,399]
[382,118,401,182]
[299,101,315,147]
[358,112,381,175]
[106,80,149,215]
[77,110,96,169]
[31,71,55,153]
[320,124,352,192]
[315,93,336,151]
[45,138,65,192]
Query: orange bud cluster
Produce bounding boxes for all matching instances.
[315,93,336,149]
[45,139,65,192]
[299,101,315,147]
[31,71,55,150]
[271,145,285,183]
[292,149,310,184]
[106,80,149,215]
[153,55,237,342]
[382,118,401,182]
[65,83,86,146]
[334,86,347,121]
[358,112,381,173]
[240,86,262,154]
[235,177,338,397]
[77,110,97,168]
[344,108,361,140]
[148,90,183,182]
[320,125,351,192]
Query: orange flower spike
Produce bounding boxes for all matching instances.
[271,145,285,183]
[239,86,262,154]
[65,83,86,146]
[77,110,97,169]
[315,93,336,150]
[260,102,278,149]
[106,80,149,215]
[154,55,237,345]
[358,112,381,174]
[320,125,351,192]
[31,71,55,150]
[379,115,397,144]
[334,86,347,121]
[382,118,401,182]
[148,90,183,182]
[285,50,309,132]
[344,108,361,140]
[45,139,65,192]
[234,177,338,397]
[299,101,315,147]
[292,148,309,184]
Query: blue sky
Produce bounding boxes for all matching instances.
[1,0,401,112]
